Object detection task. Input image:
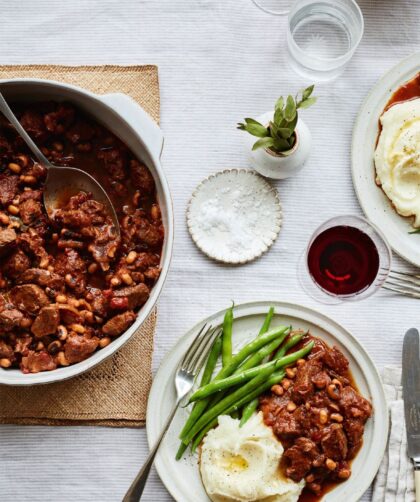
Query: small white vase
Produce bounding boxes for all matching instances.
[248,111,312,180]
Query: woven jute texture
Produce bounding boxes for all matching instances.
[0,65,160,427]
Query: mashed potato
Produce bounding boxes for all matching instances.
[199,412,304,502]
[375,98,420,226]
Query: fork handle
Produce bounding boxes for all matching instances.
[122,400,181,502]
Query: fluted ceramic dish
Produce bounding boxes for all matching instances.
[187,169,282,264]
[147,301,388,502]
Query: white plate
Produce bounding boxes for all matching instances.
[147,301,388,502]
[352,52,420,266]
[186,169,282,264]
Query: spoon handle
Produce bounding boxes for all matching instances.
[0,91,51,168]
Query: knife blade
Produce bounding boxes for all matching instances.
[402,328,420,502]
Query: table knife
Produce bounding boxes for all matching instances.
[402,328,420,502]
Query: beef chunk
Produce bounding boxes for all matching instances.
[344,418,366,458]
[64,333,99,364]
[323,346,349,374]
[20,109,47,141]
[292,358,321,403]
[88,288,108,316]
[54,249,87,294]
[44,104,75,134]
[321,423,348,460]
[97,147,127,180]
[284,438,320,481]
[113,283,149,309]
[2,250,30,278]
[19,189,42,202]
[66,120,95,144]
[57,304,82,325]
[0,339,14,359]
[10,284,49,314]
[19,198,43,226]
[124,210,163,248]
[17,268,65,292]
[339,385,372,421]
[14,334,32,355]
[31,306,59,338]
[0,228,16,253]
[130,159,155,193]
[0,308,23,332]
[21,350,56,373]
[102,310,136,337]
[17,230,49,265]
[0,174,19,205]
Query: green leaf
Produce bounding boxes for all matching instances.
[409,229,420,234]
[298,96,317,109]
[274,106,284,125]
[244,118,264,126]
[284,95,296,121]
[252,137,275,151]
[287,113,298,133]
[275,96,284,111]
[245,123,270,137]
[276,127,293,139]
[302,85,314,100]
[237,121,269,137]
[272,137,290,151]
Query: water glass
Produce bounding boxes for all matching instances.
[287,0,364,81]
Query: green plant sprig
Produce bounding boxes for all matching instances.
[237,85,316,154]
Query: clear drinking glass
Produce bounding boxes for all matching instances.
[297,215,392,304]
[287,0,364,81]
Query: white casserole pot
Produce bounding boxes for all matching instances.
[0,79,173,385]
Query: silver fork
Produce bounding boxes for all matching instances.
[383,269,420,298]
[122,323,221,502]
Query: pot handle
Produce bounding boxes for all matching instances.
[99,93,164,160]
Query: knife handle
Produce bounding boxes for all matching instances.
[416,470,420,502]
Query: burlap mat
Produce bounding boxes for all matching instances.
[0,65,160,427]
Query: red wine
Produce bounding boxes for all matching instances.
[307,225,380,296]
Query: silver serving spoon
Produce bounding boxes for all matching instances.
[0,91,120,238]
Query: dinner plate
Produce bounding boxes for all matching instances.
[352,52,420,266]
[147,301,388,502]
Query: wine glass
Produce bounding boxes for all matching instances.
[297,215,392,304]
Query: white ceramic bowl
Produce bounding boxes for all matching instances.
[0,79,173,385]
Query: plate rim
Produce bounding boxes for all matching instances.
[351,51,420,266]
[147,300,388,502]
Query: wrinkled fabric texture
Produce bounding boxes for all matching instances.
[0,0,419,500]
[372,367,415,502]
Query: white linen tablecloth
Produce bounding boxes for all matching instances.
[0,1,419,500]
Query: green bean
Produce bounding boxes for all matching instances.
[200,335,222,386]
[189,342,314,403]
[259,307,274,336]
[175,334,222,461]
[274,332,305,359]
[178,325,289,441]
[239,307,275,424]
[191,369,287,452]
[183,364,277,444]
[222,303,234,367]
[239,327,290,372]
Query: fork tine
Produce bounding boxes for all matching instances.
[179,323,209,370]
[390,269,420,280]
[185,325,215,373]
[190,328,222,376]
[383,284,420,299]
[389,271,420,287]
[386,277,420,293]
